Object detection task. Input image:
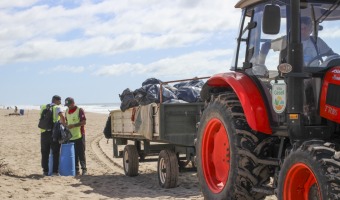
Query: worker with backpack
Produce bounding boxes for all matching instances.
[38,95,66,176]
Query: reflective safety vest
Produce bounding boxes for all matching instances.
[66,107,82,140]
[40,104,60,132]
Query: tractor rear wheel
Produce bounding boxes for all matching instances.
[278,140,340,200]
[196,92,272,200]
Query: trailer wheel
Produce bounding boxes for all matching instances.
[278,140,340,200]
[157,149,179,188]
[196,92,272,200]
[123,145,139,176]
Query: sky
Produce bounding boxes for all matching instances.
[0,0,240,106]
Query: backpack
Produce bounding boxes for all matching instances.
[38,104,54,130]
[103,115,112,139]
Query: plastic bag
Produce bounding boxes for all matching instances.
[175,86,202,103]
[186,79,204,88]
[173,82,188,89]
[134,84,177,105]
[60,128,72,144]
[103,115,112,139]
[119,88,139,112]
[52,121,72,144]
[173,79,204,89]
[142,78,162,86]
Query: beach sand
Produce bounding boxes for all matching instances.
[0,109,277,200]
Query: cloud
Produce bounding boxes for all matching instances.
[40,65,85,74]
[94,63,144,76]
[0,0,240,65]
[94,49,233,79]
[0,0,39,9]
[320,27,340,38]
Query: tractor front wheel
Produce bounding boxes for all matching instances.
[278,140,340,200]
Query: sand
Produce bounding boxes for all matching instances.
[0,108,277,200]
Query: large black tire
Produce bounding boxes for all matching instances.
[123,145,139,176]
[157,149,179,188]
[196,92,272,200]
[278,140,340,200]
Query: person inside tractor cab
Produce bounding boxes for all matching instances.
[300,16,336,67]
[258,16,337,69]
[259,16,337,124]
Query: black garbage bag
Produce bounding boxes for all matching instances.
[60,127,72,144]
[173,79,204,89]
[163,99,188,104]
[119,88,139,112]
[175,86,202,103]
[134,84,177,105]
[142,78,162,86]
[173,81,188,89]
[164,84,178,93]
[52,121,72,144]
[103,115,112,139]
[187,79,204,88]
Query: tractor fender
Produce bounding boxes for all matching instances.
[201,72,272,134]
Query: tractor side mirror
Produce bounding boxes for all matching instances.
[262,4,281,34]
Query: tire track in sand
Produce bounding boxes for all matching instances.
[89,134,123,173]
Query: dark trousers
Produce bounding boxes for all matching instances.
[41,131,61,173]
[82,134,86,151]
[71,137,86,172]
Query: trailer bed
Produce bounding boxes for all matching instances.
[110,102,203,146]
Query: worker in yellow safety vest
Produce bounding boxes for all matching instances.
[40,95,66,176]
[64,97,87,175]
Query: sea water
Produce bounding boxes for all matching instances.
[2,103,121,115]
[77,103,121,114]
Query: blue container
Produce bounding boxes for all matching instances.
[59,143,75,176]
[48,150,53,176]
[19,109,24,115]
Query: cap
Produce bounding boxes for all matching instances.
[64,97,75,106]
[52,95,61,102]
[301,16,312,26]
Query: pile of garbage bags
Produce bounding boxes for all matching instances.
[119,78,205,111]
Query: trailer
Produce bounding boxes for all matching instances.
[109,78,207,188]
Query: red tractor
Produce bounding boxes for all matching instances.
[196,0,340,199]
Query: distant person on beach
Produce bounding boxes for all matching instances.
[64,97,87,175]
[40,95,66,176]
[8,106,20,116]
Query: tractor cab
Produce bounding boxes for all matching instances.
[233,0,340,137]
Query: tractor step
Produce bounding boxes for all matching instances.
[252,185,275,195]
